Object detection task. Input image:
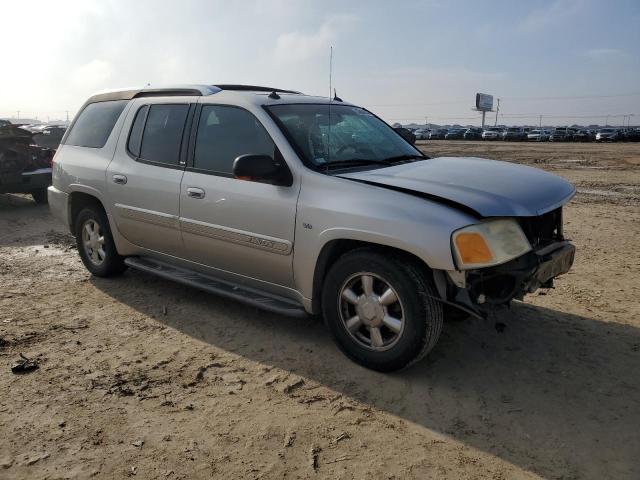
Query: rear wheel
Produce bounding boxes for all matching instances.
[322,249,443,372]
[31,188,48,205]
[74,206,126,277]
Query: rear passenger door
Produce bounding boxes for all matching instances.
[107,98,194,256]
[179,104,299,288]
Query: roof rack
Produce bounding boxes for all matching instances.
[214,84,302,95]
[85,85,221,104]
[84,84,302,105]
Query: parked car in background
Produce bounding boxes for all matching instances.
[393,127,416,145]
[527,129,550,141]
[33,126,67,149]
[414,129,430,140]
[0,124,54,203]
[48,84,577,371]
[572,129,593,142]
[595,128,620,142]
[429,128,448,140]
[0,119,11,127]
[623,128,640,142]
[502,127,527,141]
[463,128,482,140]
[482,127,503,140]
[549,128,570,142]
[445,128,466,140]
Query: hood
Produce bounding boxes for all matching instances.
[338,157,575,217]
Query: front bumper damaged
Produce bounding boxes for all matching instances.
[441,241,575,317]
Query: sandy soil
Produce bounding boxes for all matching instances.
[1,141,639,479]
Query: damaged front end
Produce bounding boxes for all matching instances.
[0,125,54,195]
[435,207,575,318]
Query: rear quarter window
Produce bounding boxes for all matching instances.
[65,100,128,148]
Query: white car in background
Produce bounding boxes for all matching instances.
[482,127,503,140]
[527,129,550,141]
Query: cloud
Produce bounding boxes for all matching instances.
[273,14,358,63]
[518,0,586,32]
[70,60,114,89]
[582,48,632,61]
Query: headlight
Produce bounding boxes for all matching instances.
[452,218,531,270]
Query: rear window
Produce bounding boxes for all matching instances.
[65,100,128,148]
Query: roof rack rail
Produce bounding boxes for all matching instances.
[85,85,221,104]
[214,84,302,95]
[134,88,208,98]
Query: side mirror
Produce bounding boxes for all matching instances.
[232,154,291,186]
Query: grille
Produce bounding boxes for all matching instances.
[518,207,563,249]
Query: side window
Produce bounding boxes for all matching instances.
[193,105,275,175]
[65,100,128,148]
[127,105,148,157]
[140,104,189,165]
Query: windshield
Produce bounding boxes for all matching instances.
[266,104,422,168]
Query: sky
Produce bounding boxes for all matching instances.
[1,0,639,126]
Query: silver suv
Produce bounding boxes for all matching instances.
[48,84,576,371]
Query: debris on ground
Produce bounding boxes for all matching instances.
[333,432,350,444]
[310,445,321,472]
[132,440,144,448]
[11,354,39,374]
[283,378,305,395]
[326,455,354,464]
[284,432,296,447]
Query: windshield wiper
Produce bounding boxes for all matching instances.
[321,158,394,170]
[381,154,428,163]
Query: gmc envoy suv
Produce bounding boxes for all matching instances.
[48,84,575,371]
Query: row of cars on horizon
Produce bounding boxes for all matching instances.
[410,126,640,142]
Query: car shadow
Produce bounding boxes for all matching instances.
[91,269,640,479]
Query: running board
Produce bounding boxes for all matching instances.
[124,256,308,318]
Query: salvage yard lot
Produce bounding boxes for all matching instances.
[1,141,639,479]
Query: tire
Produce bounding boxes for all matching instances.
[31,188,48,205]
[74,206,126,277]
[321,249,443,372]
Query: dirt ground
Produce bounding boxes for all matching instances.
[1,140,639,479]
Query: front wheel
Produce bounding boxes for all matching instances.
[322,249,443,372]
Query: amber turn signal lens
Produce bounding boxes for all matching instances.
[455,232,493,264]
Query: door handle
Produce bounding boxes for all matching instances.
[112,174,127,185]
[187,187,205,199]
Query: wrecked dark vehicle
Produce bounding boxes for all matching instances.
[0,125,54,204]
[32,126,67,150]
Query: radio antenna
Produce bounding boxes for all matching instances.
[327,46,333,168]
[329,46,333,102]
